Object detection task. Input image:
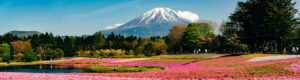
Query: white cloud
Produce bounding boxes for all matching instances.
[176,11,199,22]
[103,23,124,30]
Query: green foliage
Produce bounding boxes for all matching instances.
[0,43,10,63]
[230,0,299,53]
[225,34,248,54]
[22,50,36,62]
[63,36,75,57]
[85,65,165,73]
[93,31,106,49]
[45,49,59,60]
[183,22,214,51]
[166,25,187,54]
[55,48,64,57]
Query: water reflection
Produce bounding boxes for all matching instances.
[0,64,91,73]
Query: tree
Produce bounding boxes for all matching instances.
[55,36,64,49]
[225,34,248,54]
[166,25,187,54]
[22,50,36,62]
[36,46,45,60]
[0,43,10,64]
[183,23,214,52]
[93,31,106,49]
[55,48,64,58]
[63,36,75,57]
[152,38,168,55]
[219,21,241,37]
[10,40,33,55]
[230,0,299,53]
[45,49,59,60]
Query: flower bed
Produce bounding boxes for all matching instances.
[3,54,300,79]
[81,56,300,79]
[285,61,300,74]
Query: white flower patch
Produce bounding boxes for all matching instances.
[247,55,300,62]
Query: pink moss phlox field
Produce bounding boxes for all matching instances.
[39,58,124,63]
[80,56,300,79]
[7,56,300,79]
[100,61,184,68]
[0,72,163,80]
[285,61,300,74]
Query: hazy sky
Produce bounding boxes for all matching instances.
[0,0,300,36]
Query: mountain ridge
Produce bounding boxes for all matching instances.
[6,30,41,37]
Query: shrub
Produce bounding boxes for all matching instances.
[76,49,145,58]
[14,53,24,62]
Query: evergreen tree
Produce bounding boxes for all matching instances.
[230,0,299,53]
[93,31,106,50]
[0,43,10,64]
[63,36,75,57]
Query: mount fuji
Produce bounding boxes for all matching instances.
[102,8,200,37]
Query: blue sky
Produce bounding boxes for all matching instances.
[0,0,300,36]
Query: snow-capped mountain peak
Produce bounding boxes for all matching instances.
[102,7,201,37]
[137,7,191,24]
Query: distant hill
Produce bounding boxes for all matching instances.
[6,30,41,37]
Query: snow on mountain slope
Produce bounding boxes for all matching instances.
[102,8,200,37]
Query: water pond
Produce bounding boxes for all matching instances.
[0,64,92,73]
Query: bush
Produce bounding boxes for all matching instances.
[14,53,24,62]
[76,49,145,58]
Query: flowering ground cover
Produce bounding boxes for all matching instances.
[2,54,300,80]
[70,54,300,79]
[152,53,227,59]
[285,61,300,74]
[0,72,162,80]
